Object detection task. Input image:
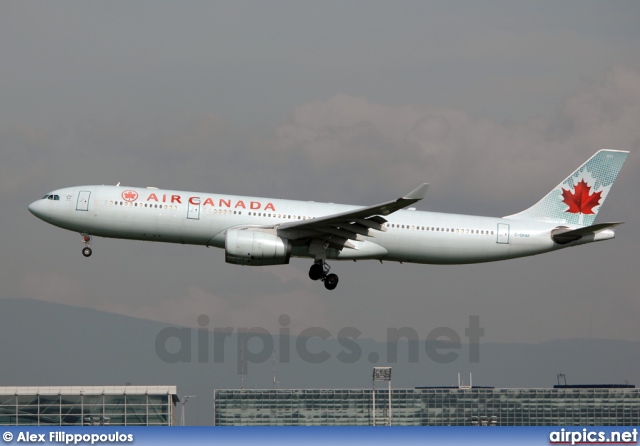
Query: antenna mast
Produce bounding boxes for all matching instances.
[272,350,277,390]
[241,345,244,390]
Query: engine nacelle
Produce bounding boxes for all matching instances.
[225,228,291,266]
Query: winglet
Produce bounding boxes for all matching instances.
[402,183,429,201]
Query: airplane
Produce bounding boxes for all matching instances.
[29,149,628,290]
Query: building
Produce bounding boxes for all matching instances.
[213,385,640,426]
[0,386,179,426]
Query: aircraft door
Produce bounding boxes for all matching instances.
[187,198,200,220]
[496,223,510,244]
[76,191,91,211]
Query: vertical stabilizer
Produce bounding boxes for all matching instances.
[504,150,629,226]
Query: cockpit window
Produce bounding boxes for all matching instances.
[43,195,49,199]
[43,194,60,201]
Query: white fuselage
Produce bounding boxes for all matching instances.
[28,185,613,265]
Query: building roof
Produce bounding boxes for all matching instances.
[0,385,178,402]
[553,384,635,389]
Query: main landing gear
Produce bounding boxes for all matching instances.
[81,234,93,257]
[308,260,339,290]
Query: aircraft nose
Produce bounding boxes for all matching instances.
[28,200,44,219]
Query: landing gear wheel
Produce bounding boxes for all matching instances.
[309,263,324,280]
[308,259,339,290]
[81,233,93,257]
[324,273,339,290]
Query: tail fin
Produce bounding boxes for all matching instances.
[504,149,629,226]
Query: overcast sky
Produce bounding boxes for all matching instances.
[3,1,640,347]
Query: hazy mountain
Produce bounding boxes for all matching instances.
[1,298,638,425]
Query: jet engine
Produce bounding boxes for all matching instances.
[225,228,291,266]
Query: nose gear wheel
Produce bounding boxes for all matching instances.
[81,234,93,257]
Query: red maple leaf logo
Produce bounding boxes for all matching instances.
[122,190,138,202]
[561,179,602,214]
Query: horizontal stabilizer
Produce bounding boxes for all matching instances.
[552,222,623,244]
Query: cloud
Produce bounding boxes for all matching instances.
[262,65,640,217]
[562,64,640,150]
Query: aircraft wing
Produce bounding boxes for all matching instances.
[275,183,428,249]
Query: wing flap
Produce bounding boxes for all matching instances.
[317,226,366,242]
[354,217,387,231]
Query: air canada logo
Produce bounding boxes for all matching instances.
[122,190,139,202]
[561,179,602,215]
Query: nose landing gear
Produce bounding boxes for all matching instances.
[81,234,93,257]
[308,260,339,290]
